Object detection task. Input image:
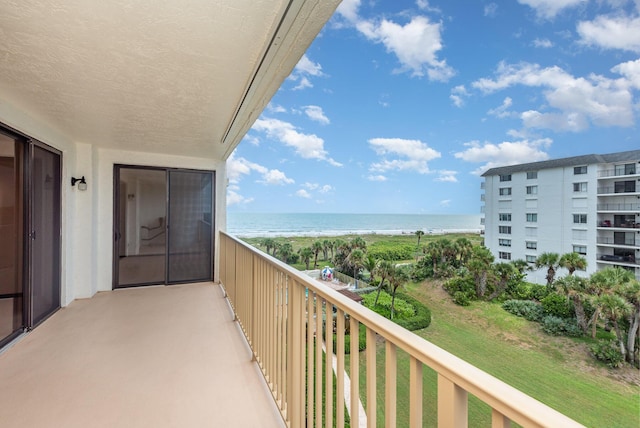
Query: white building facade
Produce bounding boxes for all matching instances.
[482,150,640,284]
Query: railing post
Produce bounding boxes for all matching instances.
[287,279,305,428]
[438,374,468,428]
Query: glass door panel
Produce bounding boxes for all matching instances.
[167,171,213,283]
[29,144,61,327]
[0,133,24,345]
[115,167,167,287]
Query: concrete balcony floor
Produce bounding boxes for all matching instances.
[0,283,284,428]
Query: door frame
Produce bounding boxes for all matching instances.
[112,164,215,289]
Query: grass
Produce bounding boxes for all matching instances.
[349,280,639,427]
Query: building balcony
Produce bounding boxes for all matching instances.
[0,233,584,427]
[597,185,638,195]
[597,253,639,267]
[597,203,640,212]
[597,237,640,247]
[598,167,638,178]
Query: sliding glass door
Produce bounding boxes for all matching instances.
[114,166,214,288]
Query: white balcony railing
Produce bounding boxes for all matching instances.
[220,232,584,428]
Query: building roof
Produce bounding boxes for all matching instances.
[481,149,640,177]
[337,289,364,303]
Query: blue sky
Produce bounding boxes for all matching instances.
[227,0,640,214]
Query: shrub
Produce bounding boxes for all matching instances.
[334,323,367,354]
[541,316,582,337]
[443,276,475,297]
[530,284,550,301]
[363,291,414,320]
[393,292,431,331]
[453,291,471,306]
[502,299,544,322]
[591,340,624,368]
[411,256,434,281]
[368,243,415,261]
[541,293,574,318]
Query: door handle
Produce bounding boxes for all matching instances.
[29,230,36,240]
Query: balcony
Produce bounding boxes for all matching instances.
[597,253,639,266]
[0,234,584,427]
[596,236,640,247]
[597,203,640,212]
[598,167,638,178]
[0,282,285,427]
[597,183,638,195]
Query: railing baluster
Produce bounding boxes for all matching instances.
[492,409,511,428]
[366,328,376,428]
[325,302,334,428]
[438,374,468,428]
[385,341,397,428]
[349,316,360,427]
[307,290,315,426]
[315,297,323,428]
[336,308,345,428]
[409,356,423,427]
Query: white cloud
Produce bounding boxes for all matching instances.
[296,189,312,199]
[226,154,267,184]
[472,61,637,131]
[337,3,454,81]
[487,97,516,119]
[226,189,253,206]
[289,55,325,90]
[450,85,469,107]
[260,169,294,186]
[484,3,498,17]
[517,0,586,19]
[435,170,458,182]
[612,58,640,89]
[319,185,333,193]
[303,105,330,124]
[577,15,640,52]
[368,138,441,174]
[532,38,553,48]
[267,103,287,114]
[455,139,552,175]
[253,118,342,166]
[439,199,451,207]
[367,174,388,182]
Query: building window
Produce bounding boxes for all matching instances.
[499,239,512,247]
[614,163,636,176]
[526,241,537,250]
[573,245,587,255]
[499,226,511,234]
[574,166,587,175]
[526,171,538,179]
[573,182,587,192]
[499,174,512,182]
[526,185,538,195]
[526,213,538,222]
[525,227,537,237]
[499,187,512,196]
[499,213,511,221]
[573,214,588,224]
[526,255,537,263]
[499,252,511,260]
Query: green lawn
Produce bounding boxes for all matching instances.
[349,281,639,427]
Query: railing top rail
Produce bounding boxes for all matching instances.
[220,231,584,427]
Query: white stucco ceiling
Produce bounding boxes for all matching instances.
[0,0,340,159]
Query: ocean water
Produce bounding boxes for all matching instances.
[227,212,483,237]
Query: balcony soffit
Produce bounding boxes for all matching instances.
[0,0,340,159]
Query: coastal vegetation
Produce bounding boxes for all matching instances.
[242,232,639,426]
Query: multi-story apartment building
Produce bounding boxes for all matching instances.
[482,149,640,283]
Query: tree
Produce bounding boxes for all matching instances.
[487,262,520,301]
[510,259,530,275]
[599,294,632,361]
[559,252,587,276]
[415,230,425,247]
[388,265,410,319]
[347,248,365,281]
[374,260,394,306]
[363,253,378,284]
[556,275,590,334]
[454,237,474,266]
[322,239,332,261]
[351,236,367,251]
[535,252,560,288]
[468,246,494,298]
[261,237,277,256]
[619,280,640,365]
[278,242,294,264]
[588,267,634,339]
[311,240,323,269]
[298,247,313,270]
[426,240,443,276]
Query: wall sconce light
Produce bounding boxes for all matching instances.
[71,176,87,191]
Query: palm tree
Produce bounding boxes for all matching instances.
[487,262,517,301]
[374,260,394,306]
[454,237,473,266]
[311,240,323,269]
[322,239,332,261]
[261,237,277,256]
[588,267,634,338]
[510,259,530,275]
[535,252,560,287]
[347,248,365,282]
[559,252,587,276]
[279,242,294,264]
[415,230,425,247]
[555,275,590,334]
[351,236,367,251]
[388,265,409,319]
[363,253,378,284]
[298,247,313,270]
[468,246,494,298]
[599,294,632,361]
[619,280,640,365]
[426,240,443,276]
